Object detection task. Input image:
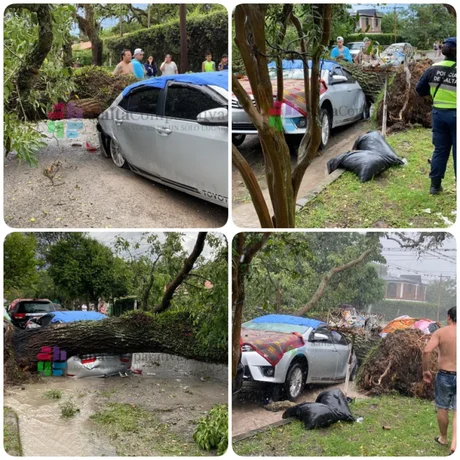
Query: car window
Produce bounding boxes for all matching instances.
[312,327,333,343]
[120,87,161,115]
[331,331,348,346]
[18,301,54,313]
[342,69,355,83]
[164,84,222,120]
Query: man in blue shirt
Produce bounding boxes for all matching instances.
[132,48,146,79]
[331,36,353,63]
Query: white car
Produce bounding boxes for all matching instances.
[381,43,415,66]
[232,60,368,149]
[347,41,365,58]
[240,314,358,401]
[97,71,229,207]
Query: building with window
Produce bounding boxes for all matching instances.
[382,274,427,302]
[350,8,383,33]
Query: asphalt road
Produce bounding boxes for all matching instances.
[4,142,227,229]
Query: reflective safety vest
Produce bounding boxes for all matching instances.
[429,60,456,109]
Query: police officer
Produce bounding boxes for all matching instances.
[416,37,456,194]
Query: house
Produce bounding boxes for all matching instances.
[71,40,92,51]
[350,8,383,33]
[382,274,427,302]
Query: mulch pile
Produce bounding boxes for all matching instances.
[376,59,434,132]
[357,328,437,399]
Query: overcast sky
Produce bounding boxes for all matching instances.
[380,235,456,282]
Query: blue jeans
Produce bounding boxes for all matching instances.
[430,109,457,180]
[435,371,456,410]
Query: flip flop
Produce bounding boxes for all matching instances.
[449,449,455,456]
[434,436,448,446]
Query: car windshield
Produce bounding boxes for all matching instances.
[19,301,54,313]
[349,43,364,50]
[242,322,308,334]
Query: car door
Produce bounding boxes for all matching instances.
[331,331,351,380]
[328,66,357,126]
[342,68,365,120]
[153,82,228,205]
[306,327,339,382]
[111,86,162,173]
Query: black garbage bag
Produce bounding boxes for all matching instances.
[283,402,339,430]
[327,130,404,182]
[315,389,355,422]
[352,130,399,159]
[327,149,404,182]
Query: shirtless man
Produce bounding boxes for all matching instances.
[113,49,134,76]
[423,307,456,455]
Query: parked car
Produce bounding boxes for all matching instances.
[25,310,108,329]
[97,71,229,207]
[232,60,368,149]
[380,43,415,66]
[25,311,132,378]
[347,41,365,58]
[8,298,56,328]
[240,314,358,401]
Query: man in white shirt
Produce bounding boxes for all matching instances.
[81,304,88,311]
[160,54,178,75]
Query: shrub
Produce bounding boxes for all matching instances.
[104,11,228,73]
[60,400,80,418]
[366,299,447,322]
[193,404,228,455]
[344,33,404,46]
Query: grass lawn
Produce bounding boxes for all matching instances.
[296,127,456,228]
[4,406,23,456]
[233,395,452,457]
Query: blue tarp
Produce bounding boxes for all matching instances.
[49,311,107,324]
[249,314,325,329]
[122,70,229,97]
[268,59,336,72]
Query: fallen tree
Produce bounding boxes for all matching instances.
[5,310,227,384]
[357,329,437,399]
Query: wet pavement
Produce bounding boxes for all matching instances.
[4,353,227,456]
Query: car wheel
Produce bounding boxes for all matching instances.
[109,138,129,169]
[319,108,332,150]
[284,362,306,401]
[232,134,246,147]
[362,100,371,120]
[350,362,359,382]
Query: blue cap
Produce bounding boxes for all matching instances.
[443,37,456,46]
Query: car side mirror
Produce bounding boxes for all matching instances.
[312,332,329,342]
[331,75,347,84]
[196,107,228,127]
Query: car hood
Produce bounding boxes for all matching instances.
[234,78,327,116]
[241,328,305,366]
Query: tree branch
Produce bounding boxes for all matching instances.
[152,232,207,314]
[293,248,372,316]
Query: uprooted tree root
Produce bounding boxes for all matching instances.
[357,329,437,399]
[377,60,434,132]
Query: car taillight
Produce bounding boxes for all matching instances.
[13,313,26,319]
[81,357,96,364]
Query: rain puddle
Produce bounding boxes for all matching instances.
[4,353,228,456]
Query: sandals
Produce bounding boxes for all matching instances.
[434,436,448,446]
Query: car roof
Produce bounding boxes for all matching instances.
[248,314,326,329]
[122,70,229,98]
[47,311,108,323]
[268,59,337,72]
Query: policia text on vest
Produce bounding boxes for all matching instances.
[416,37,456,195]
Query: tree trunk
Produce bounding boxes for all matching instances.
[75,5,103,66]
[8,311,226,373]
[67,98,104,118]
[341,63,389,103]
[179,4,188,73]
[6,4,53,111]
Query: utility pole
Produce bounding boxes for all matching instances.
[436,274,443,322]
[393,5,397,43]
[179,5,188,73]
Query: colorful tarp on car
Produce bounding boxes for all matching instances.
[380,316,441,337]
[241,328,305,366]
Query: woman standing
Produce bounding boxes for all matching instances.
[144,56,157,77]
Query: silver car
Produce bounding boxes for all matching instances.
[232,60,367,149]
[97,71,229,207]
[240,314,358,401]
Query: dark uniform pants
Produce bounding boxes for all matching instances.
[430,108,457,180]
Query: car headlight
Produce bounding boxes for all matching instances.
[294,117,307,128]
[241,344,255,352]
